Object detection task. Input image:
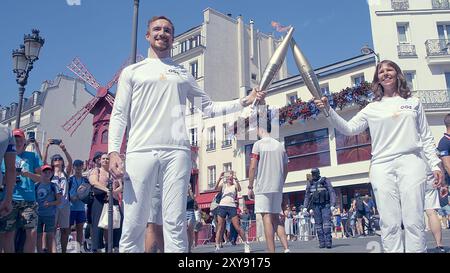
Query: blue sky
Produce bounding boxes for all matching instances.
[0,0,373,106]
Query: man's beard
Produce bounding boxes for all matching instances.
[153,39,170,52]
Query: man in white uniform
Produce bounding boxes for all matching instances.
[109,16,266,253]
[248,108,290,253]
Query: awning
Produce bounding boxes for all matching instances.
[244,199,255,205]
[196,191,219,209]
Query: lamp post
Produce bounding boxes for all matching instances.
[360,45,380,64]
[130,0,139,64]
[12,29,45,129]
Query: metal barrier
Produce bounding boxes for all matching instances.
[195,223,213,245]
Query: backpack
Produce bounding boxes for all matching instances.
[356,198,365,212]
[69,176,93,205]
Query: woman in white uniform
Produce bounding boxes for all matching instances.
[314,60,444,252]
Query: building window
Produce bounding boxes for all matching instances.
[397,23,409,44]
[208,165,216,189]
[190,128,198,146]
[335,129,372,165]
[445,72,450,90]
[287,93,298,105]
[320,84,330,96]
[180,40,189,53]
[190,35,201,48]
[244,144,255,178]
[404,71,416,90]
[33,92,39,105]
[223,162,232,172]
[222,123,232,148]
[437,24,450,52]
[251,73,257,81]
[92,130,98,144]
[190,61,198,79]
[284,129,330,172]
[101,130,108,144]
[438,24,450,40]
[352,74,365,87]
[187,100,195,115]
[207,126,216,151]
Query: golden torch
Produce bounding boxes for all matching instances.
[290,38,329,117]
[242,26,294,118]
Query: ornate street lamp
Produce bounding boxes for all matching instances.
[361,45,380,64]
[12,29,45,129]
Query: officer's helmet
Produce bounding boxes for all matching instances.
[311,168,320,179]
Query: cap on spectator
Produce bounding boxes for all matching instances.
[12,129,25,139]
[93,151,103,162]
[41,165,52,172]
[73,159,84,167]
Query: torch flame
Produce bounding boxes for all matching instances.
[271,21,291,33]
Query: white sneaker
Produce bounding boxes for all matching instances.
[284,249,291,253]
[244,242,251,253]
[215,245,221,252]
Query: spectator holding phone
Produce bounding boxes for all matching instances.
[43,138,73,253]
[25,131,42,161]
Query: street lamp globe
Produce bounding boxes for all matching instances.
[12,45,27,74]
[24,29,45,62]
[361,45,375,55]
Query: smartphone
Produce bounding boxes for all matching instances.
[49,139,62,145]
[224,171,233,181]
[27,131,35,142]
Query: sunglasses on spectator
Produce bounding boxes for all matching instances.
[53,157,63,161]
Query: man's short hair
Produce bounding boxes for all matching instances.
[444,114,450,128]
[73,159,84,167]
[256,106,272,133]
[147,16,175,34]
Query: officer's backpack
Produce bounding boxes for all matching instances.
[311,177,330,204]
[356,197,365,212]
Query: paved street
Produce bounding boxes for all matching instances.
[192,229,450,253]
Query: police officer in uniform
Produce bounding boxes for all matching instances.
[303,168,336,248]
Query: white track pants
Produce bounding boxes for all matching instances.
[370,153,427,253]
[119,149,191,253]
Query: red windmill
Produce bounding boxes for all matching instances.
[62,55,144,162]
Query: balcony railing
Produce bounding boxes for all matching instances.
[412,90,450,110]
[22,115,41,126]
[391,0,409,10]
[425,39,450,57]
[432,0,450,9]
[171,36,205,57]
[206,142,216,151]
[397,44,417,57]
[222,139,232,148]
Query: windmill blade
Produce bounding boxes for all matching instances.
[62,96,100,136]
[67,57,101,90]
[105,54,146,91]
[105,93,115,107]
